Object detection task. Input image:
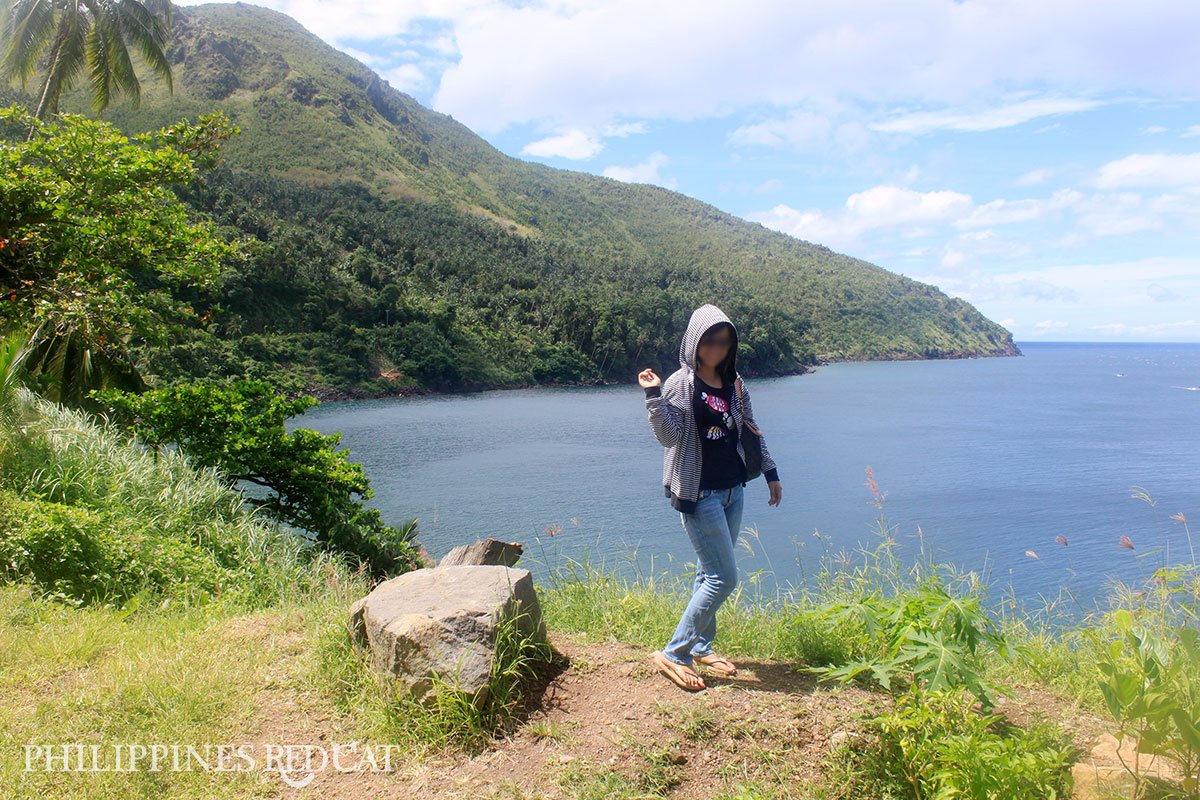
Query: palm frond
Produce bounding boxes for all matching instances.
[113,0,173,93]
[0,325,38,431]
[0,0,56,87]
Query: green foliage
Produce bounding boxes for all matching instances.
[1086,609,1200,797]
[91,377,423,579]
[0,103,240,412]
[0,489,248,606]
[0,325,36,432]
[808,573,1008,708]
[802,470,1009,708]
[828,688,1075,800]
[0,0,175,121]
[0,384,327,608]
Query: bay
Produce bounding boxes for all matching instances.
[294,341,1200,618]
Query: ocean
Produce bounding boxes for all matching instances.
[295,341,1200,619]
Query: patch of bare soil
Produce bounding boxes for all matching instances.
[216,612,888,799]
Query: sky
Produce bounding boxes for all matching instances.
[180,0,1200,342]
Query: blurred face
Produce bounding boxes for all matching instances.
[697,327,732,368]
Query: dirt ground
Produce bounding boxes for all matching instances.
[218,610,1123,800]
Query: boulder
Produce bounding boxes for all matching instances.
[1070,733,1184,800]
[438,537,524,567]
[348,564,546,704]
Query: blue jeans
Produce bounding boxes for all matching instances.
[662,483,744,667]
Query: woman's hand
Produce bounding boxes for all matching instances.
[767,480,782,506]
[638,368,661,389]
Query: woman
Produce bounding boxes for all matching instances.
[637,303,782,691]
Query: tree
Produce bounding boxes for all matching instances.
[93,378,426,579]
[0,0,174,138]
[0,104,241,414]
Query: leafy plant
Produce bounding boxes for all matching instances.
[809,574,1009,708]
[828,688,1075,800]
[91,377,424,579]
[1085,608,1200,798]
[806,468,1010,708]
[0,383,329,607]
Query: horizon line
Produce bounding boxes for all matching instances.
[1013,339,1200,345]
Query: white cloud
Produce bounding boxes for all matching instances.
[176,0,1200,145]
[869,97,1106,135]
[602,152,677,189]
[1182,125,1200,138]
[846,185,973,225]
[414,0,1200,135]
[1094,152,1200,188]
[520,120,648,160]
[907,257,1200,340]
[953,189,1081,228]
[748,184,972,250]
[382,63,431,93]
[602,121,648,137]
[755,176,1200,260]
[1147,282,1179,302]
[1089,320,1198,337]
[729,110,833,147]
[940,229,1033,270]
[521,129,605,160]
[1015,168,1054,186]
[1141,125,1169,134]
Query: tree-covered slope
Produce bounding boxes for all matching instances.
[50,1,1017,399]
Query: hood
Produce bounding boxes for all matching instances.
[679,303,739,383]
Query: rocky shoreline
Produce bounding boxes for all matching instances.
[293,345,1022,405]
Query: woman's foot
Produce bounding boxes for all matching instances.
[651,651,706,691]
[694,652,738,675]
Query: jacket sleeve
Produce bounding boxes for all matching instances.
[644,383,685,448]
[738,378,780,482]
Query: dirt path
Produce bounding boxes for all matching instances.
[219,610,892,798]
[217,610,1118,799]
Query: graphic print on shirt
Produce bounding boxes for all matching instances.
[699,389,734,440]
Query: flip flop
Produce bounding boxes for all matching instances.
[651,651,706,691]
[694,653,738,675]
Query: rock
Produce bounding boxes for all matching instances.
[415,541,437,568]
[351,564,546,704]
[347,596,368,646]
[1070,733,1183,800]
[438,538,524,567]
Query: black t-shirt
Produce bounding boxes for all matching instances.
[694,374,747,490]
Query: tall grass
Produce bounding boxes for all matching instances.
[0,384,346,609]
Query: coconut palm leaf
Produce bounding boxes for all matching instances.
[0,0,174,122]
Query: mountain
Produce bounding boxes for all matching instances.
[50,1,1018,399]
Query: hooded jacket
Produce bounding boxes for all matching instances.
[643,303,779,513]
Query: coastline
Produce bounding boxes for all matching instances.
[293,344,1022,405]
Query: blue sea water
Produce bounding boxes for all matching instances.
[294,342,1200,618]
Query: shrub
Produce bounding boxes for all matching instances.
[0,385,326,607]
[828,688,1075,800]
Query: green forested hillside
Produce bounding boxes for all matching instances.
[48,1,1017,398]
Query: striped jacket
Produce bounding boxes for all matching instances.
[643,303,779,513]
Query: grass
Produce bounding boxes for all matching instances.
[0,385,336,610]
[0,583,297,797]
[3,381,1200,798]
